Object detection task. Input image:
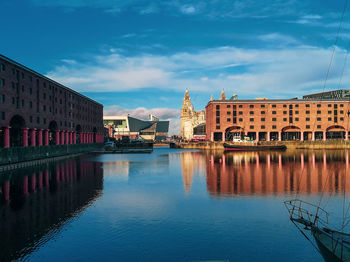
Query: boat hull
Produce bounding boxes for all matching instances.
[223,143,286,151]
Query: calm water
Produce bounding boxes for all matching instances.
[1,148,350,261]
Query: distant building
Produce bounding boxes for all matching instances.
[103,115,169,141]
[148,114,159,121]
[180,90,206,140]
[303,89,350,100]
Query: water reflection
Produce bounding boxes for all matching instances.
[0,155,103,261]
[180,150,350,197]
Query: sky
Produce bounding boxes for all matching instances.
[2,0,350,134]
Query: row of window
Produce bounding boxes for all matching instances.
[216,104,345,110]
[224,110,346,115]
[216,125,324,130]
[220,117,345,123]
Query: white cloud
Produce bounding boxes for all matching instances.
[47,44,350,99]
[180,5,196,14]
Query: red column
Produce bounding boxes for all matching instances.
[4,126,10,148]
[65,131,69,145]
[38,171,43,190]
[22,128,29,147]
[31,173,36,192]
[31,128,36,146]
[73,132,77,144]
[3,180,10,202]
[82,132,85,143]
[56,130,60,145]
[61,131,65,145]
[23,176,28,197]
[44,129,49,146]
[44,170,49,187]
[70,131,73,144]
[38,129,43,146]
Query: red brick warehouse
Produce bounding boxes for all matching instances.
[0,54,104,147]
[206,90,350,142]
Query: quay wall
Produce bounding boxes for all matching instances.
[170,140,350,150]
[0,143,103,167]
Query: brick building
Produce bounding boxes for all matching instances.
[206,91,350,142]
[0,54,104,148]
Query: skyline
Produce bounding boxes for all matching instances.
[2,0,350,134]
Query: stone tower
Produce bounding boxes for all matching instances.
[180,90,206,140]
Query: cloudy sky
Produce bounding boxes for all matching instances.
[2,0,350,134]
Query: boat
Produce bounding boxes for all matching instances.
[223,142,286,151]
[285,199,350,261]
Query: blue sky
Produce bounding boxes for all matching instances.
[2,0,350,134]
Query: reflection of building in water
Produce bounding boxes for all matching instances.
[0,155,103,261]
[103,161,130,180]
[181,151,206,194]
[206,151,350,197]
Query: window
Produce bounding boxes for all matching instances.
[317,117,321,121]
[261,105,265,108]
[216,105,220,110]
[0,94,4,103]
[272,125,276,129]
[340,117,344,121]
[261,111,265,114]
[317,104,321,107]
[239,111,243,115]
[29,116,32,123]
[295,104,299,108]
[227,111,231,115]
[283,111,287,115]
[340,104,344,107]
[295,111,299,114]
[272,118,276,121]
[261,125,265,129]
[30,88,32,95]
[1,112,4,120]
[239,118,243,122]
[12,97,15,104]
[227,105,231,108]
[43,118,46,124]
[328,117,332,121]
[340,110,344,114]
[233,105,236,109]
[249,125,254,129]
[317,110,321,114]
[250,118,254,122]
[261,118,265,121]
[295,118,299,121]
[283,118,287,121]
[328,104,332,108]
[283,105,287,108]
[328,111,332,114]
[306,117,310,121]
[239,105,243,108]
[272,111,276,114]
[306,125,310,129]
[0,79,5,87]
[43,105,46,111]
[37,117,40,124]
[317,125,321,129]
[216,117,220,124]
[306,104,310,108]
[306,110,310,114]
[0,64,5,71]
[272,104,276,108]
[22,85,24,92]
[233,117,236,123]
[216,111,220,116]
[227,118,231,122]
[249,105,254,108]
[250,111,254,115]
[21,100,24,107]
[216,126,220,130]
[29,101,32,108]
